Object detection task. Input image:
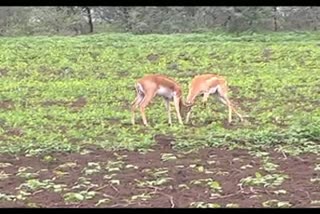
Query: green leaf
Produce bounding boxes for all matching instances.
[277,201,292,208]
[197,166,204,172]
[209,181,221,189]
[226,203,240,208]
[64,192,85,202]
[255,172,262,178]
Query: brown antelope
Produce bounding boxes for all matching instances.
[131,74,191,126]
[185,74,243,124]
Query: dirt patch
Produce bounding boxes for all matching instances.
[120,100,131,110]
[231,96,259,113]
[146,54,159,62]
[41,100,70,107]
[229,86,241,95]
[167,62,179,70]
[42,97,87,110]
[4,127,24,137]
[0,140,319,208]
[104,118,121,125]
[221,120,243,130]
[0,100,15,110]
[117,70,129,76]
[70,97,87,110]
[268,150,319,207]
[0,68,8,77]
[154,134,175,150]
[58,126,68,134]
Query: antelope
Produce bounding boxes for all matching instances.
[185,74,243,124]
[131,74,191,126]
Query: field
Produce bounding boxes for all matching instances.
[0,32,319,208]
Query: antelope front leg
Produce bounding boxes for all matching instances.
[218,96,243,123]
[217,96,232,123]
[139,92,156,126]
[173,96,183,125]
[202,92,210,107]
[131,111,136,125]
[185,110,192,123]
[140,107,149,126]
[226,99,243,122]
[164,98,172,125]
[131,95,144,125]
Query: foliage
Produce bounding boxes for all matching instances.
[0,32,319,155]
[1,7,320,36]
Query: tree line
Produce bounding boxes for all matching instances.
[1,7,319,36]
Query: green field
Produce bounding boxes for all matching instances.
[0,32,319,155]
[1,32,320,208]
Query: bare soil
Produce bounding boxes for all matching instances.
[0,135,318,208]
[0,100,15,110]
[41,97,87,111]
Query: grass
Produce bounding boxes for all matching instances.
[0,31,319,155]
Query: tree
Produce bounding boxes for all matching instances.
[82,7,94,33]
[273,7,278,31]
[0,7,33,36]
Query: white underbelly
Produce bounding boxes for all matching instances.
[208,86,220,94]
[157,86,175,99]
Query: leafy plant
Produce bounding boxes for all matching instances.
[190,201,221,208]
[240,172,288,187]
